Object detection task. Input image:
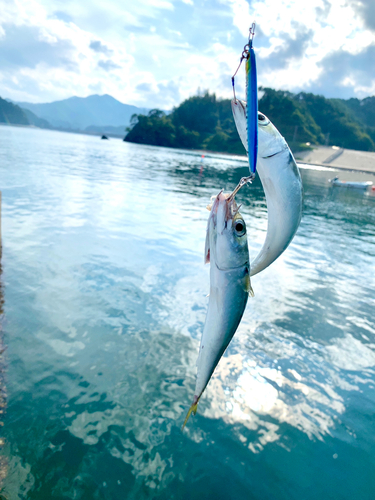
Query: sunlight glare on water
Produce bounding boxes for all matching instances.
[0,126,375,499]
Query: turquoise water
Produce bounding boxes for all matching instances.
[1,126,375,499]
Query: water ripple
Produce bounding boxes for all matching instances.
[1,127,375,499]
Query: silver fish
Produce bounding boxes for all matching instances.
[231,99,303,276]
[183,191,253,428]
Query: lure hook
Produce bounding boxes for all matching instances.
[227,175,255,202]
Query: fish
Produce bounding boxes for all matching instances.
[231,99,303,276]
[182,191,253,428]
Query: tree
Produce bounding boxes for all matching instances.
[0,97,29,125]
[124,110,176,147]
[172,92,219,136]
[125,89,375,154]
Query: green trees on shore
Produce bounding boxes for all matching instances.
[125,89,375,154]
[0,97,29,126]
[125,92,246,155]
[0,97,51,128]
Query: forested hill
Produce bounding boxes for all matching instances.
[0,97,51,128]
[125,89,375,154]
[0,97,29,126]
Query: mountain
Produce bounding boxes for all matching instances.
[16,94,148,131]
[0,97,29,125]
[22,108,51,128]
[332,96,375,145]
[333,96,375,128]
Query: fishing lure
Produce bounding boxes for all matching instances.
[232,23,258,177]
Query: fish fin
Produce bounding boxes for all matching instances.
[244,273,255,297]
[181,399,199,430]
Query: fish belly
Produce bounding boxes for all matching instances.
[250,150,302,276]
[194,266,249,398]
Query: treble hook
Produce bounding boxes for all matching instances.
[227,175,255,202]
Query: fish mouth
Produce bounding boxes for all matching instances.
[208,191,238,227]
[205,190,246,267]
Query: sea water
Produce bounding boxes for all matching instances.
[0,126,375,499]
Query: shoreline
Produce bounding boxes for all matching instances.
[297,161,375,176]
[2,123,375,175]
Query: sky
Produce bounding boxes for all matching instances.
[0,0,374,108]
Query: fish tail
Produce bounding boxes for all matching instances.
[181,396,200,430]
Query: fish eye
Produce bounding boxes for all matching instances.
[234,219,246,236]
[258,112,270,126]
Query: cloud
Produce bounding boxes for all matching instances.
[312,43,375,98]
[349,0,375,32]
[133,76,181,108]
[0,23,77,71]
[261,28,314,71]
[51,11,73,23]
[315,0,331,20]
[157,80,181,105]
[0,0,134,103]
[226,0,375,100]
[97,59,121,71]
[89,40,113,55]
[136,82,153,92]
[0,0,374,108]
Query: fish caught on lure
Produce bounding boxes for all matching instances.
[182,190,254,429]
[231,99,303,276]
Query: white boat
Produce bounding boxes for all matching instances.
[329,176,373,189]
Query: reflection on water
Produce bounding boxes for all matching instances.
[0,127,375,499]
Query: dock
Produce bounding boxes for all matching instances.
[295,146,375,175]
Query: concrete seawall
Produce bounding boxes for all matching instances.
[295,146,375,174]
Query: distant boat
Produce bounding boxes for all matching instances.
[101,135,108,140]
[329,176,373,190]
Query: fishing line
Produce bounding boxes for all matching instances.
[229,22,258,198]
[231,23,256,101]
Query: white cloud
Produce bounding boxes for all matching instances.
[225,0,375,97]
[0,0,374,107]
[0,0,135,103]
